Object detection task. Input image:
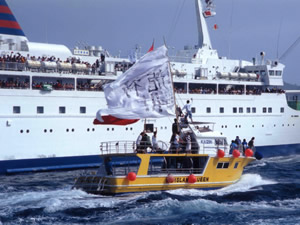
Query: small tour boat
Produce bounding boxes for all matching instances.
[73,122,257,195]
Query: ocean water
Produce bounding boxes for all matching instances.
[0,154,299,225]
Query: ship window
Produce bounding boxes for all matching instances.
[37,106,44,114]
[246,107,251,113]
[217,162,229,169]
[280,107,284,113]
[174,82,187,94]
[239,107,243,113]
[262,107,267,113]
[80,106,86,114]
[260,70,266,76]
[234,162,239,169]
[206,107,211,113]
[59,106,66,114]
[191,107,196,113]
[145,124,154,132]
[269,70,275,76]
[13,106,21,114]
[252,107,256,113]
[268,107,272,113]
[219,107,224,113]
[275,70,282,76]
[223,162,229,168]
[233,107,237,113]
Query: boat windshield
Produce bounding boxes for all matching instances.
[148,156,209,175]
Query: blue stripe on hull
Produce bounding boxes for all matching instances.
[0,155,103,175]
[256,143,300,157]
[1,143,300,175]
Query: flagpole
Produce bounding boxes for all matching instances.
[163,37,179,133]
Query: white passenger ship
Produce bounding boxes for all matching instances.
[0,0,299,174]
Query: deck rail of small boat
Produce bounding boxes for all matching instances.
[99,140,229,155]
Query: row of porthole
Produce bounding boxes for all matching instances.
[20,128,96,134]
[221,124,295,129]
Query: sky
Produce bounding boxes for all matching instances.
[7,0,300,85]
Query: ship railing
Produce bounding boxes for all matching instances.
[100,141,137,155]
[0,62,25,71]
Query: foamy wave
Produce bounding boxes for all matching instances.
[0,187,148,215]
[166,174,276,197]
[265,154,300,164]
[103,195,300,224]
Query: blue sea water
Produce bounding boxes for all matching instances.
[0,154,299,225]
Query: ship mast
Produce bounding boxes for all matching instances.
[195,0,212,49]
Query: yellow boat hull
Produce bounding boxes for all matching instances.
[74,154,255,195]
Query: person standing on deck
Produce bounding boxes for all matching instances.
[152,130,158,152]
[248,137,255,150]
[182,100,193,123]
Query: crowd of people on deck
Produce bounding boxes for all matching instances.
[0,52,109,75]
[229,136,255,155]
[31,81,75,90]
[174,85,285,95]
[0,79,29,89]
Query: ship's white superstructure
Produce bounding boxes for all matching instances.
[0,0,299,174]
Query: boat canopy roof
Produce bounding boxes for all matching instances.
[27,42,72,59]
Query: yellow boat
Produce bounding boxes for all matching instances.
[73,123,257,195]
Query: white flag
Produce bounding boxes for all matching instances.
[96,45,175,121]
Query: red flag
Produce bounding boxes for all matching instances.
[93,115,139,126]
[147,40,154,52]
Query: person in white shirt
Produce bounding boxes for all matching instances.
[182,99,193,123]
[152,131,158,152]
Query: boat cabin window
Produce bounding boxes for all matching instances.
[252,107,256,113]
[233,107,237,113]
[216,162,229,169]
[260,70,266,76]
[215,138,227,146]
[219,107,224,113]
[281,107,284,113]
[234,162,239,169]
[103,156,141,176]
[269,70,275,76]
[275,70,282,76]
[263,107,267,113]
[246,107,251,113]
[148,156,209,175]
[206,107,211,113]
[174,82,187,94]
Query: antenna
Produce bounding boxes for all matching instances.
[276,17,283,59]
[279,35,300,61]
